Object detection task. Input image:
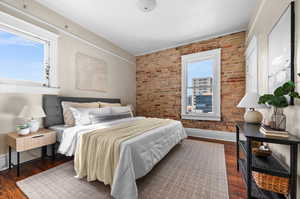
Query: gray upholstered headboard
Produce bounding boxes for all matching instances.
[42,95,121,128]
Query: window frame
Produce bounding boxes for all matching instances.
[181,48,221,121]
[245,36,258,93]
[0,11,59,94]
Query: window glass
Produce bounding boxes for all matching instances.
[0,30,45,83]
[186,59,213,114]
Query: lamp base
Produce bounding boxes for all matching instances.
[28,120,39,133]
[244,109,263,124]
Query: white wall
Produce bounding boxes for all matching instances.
[0,0,136,155]
[247,0,300,195]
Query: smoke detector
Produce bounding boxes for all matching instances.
[137,0,157,12]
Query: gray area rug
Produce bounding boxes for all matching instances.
[17,140,229,199]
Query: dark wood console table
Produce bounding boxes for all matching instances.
[236,122,300,199]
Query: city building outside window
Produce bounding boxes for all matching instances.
[181,49,221,121]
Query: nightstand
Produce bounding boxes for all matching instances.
[6,128,56,176]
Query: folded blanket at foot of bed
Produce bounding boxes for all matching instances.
[74,118,173,185]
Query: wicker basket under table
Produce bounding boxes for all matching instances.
[252,171,289,195]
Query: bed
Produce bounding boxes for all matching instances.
[43,95,187,199]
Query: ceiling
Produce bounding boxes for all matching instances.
[35,0,257,56]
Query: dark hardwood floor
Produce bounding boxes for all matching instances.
[0,138,246,199]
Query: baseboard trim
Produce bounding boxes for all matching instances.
[185,128,236,142]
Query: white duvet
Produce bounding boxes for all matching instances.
[55,117,187,199]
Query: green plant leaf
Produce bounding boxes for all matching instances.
[260,77,299,107]
[258,94,274,104]
[283,81,295,90]
[274,81,295,96]
[274,87,286,96]
[290,91,300,98]
[269,96,288,107]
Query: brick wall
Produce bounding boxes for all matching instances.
[136,32,246,132]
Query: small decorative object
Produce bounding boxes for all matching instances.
[16,124,30,136]
[270,107,286,130]
[18,105,46,133]
[258,73,300,130]
[252,143,272,157]
[43,62,51,87]
[237,92,267,123]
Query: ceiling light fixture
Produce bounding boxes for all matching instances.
[137,0,157,12]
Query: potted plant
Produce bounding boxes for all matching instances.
[258,74,300,130]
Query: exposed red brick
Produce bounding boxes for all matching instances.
[136,32,246,132]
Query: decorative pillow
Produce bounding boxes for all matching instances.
[99,102,121,108]
[89,112,131,124]
[111,105,133,117]
[61,102,99,126]
[68,107,93,126]
[89,107,112,115]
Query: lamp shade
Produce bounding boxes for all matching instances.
[237,92,267,109]
[18,105,46,119]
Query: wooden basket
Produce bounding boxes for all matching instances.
[252,148,272,157]
[252,171,289,194]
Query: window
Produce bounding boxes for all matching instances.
[181,49,221,121]
[0,27,47,84]
[0,11,58,93]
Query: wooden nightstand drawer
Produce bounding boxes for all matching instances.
[7,129,56,152]
[16,133,55,152]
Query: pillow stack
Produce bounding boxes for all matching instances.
[61,101,135,126]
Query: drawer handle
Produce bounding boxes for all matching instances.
[32,135,44,138]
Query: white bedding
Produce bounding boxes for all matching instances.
[49,125,68,142]
[50,117,187,199]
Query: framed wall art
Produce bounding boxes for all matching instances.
[76,52,108,92]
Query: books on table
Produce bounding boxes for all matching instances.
[259,125,289,137]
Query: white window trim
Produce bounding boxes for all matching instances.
[181,48,221,121]
[245,36,258,93]
[0,11,59,94]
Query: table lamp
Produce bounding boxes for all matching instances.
[18,105,46,132]
[237,92,267,124]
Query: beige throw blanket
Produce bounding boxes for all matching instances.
[74,118,173,185]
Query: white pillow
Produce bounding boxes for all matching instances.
[111,106,133,117]
[61,101,99,126]
[90,107,112,115]
[69,107,111,126]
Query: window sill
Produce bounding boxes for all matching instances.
[181,114,221,121]
[0,84,60,94]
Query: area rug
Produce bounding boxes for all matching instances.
[17,140,229,199]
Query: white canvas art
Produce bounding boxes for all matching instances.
[268,5,291,93]
[76,52,108,92]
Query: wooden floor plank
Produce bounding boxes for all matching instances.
[0,138,246,199]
